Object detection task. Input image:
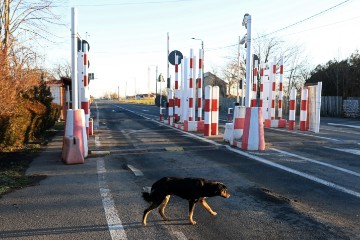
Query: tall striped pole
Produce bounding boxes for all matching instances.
[271,58,276,120]
[197,49,203,121]
[168,89,174,125]
[251,60,258,107]
[278,56,284,119]
[189,49,194,121]
[259,61,265,108]
[300,88,308,131]
[71,7,78,110]
[82,42,90,138]
[166,32,170,120]
[174,54,179,122]
[211,86,219,135]
[204,85,212,136]
[288,87,297,130]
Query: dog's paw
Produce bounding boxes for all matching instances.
[190,220,197,225]
[211,211,217,216]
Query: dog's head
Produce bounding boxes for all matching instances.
[215,183,231,198]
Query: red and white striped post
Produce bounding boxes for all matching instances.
[168,89,174,125]
[271,59,276,120]
[259,61,265,108]
[300,88,308,131]
[81,42,90,138]
[188,49,194,121]
[174,54,179,123]
[251,60,258,107]
[197,49,203,121]
[211,86,219,135]
[278,56,284,119]
[288,87,297,130]
[204,85,212,136]
[232,106,246,143]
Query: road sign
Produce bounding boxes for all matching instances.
[168,50,183,65]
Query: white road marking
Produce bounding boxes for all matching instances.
[271,148,360,177]
[173,231,188,240]
[269,128,340,141]
[94,102,100,129]
[127,164,144,176]
[95,136,101,147]
[328,123,360,129]
[97,159,128,240]
[114,104,360,198]
[325,147,360,156]
[226,146,360,199]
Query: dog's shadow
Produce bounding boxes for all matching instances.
[124,218,191,229]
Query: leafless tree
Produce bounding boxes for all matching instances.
[0,0,62,59]
[221,33,311,99]
[51,60,71,79]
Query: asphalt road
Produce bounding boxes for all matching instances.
[0,99,359,240]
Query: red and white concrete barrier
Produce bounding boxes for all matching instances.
[223,106,246,143]
[211,86,219,136]
[232,106,246,142]
[241,107,265,151]
[288,87,297,130]
[204,85,212,136]
[62,109,87,164]
[300,88,308,131]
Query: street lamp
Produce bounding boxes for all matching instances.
[191,37,204,77]
[242,13,252,107]
[148,65,158,97]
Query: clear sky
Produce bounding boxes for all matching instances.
[43,0,360,98]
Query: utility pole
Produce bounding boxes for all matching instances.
[243,14,252,107]
[237,36,241,104]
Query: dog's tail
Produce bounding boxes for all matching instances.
[142,192,153,202]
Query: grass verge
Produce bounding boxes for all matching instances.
[0,121,64,198]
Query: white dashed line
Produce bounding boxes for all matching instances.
[226,146,360,199]
[127,164,144,176]
[328,123,360,129]
[271,148,360,177]
[97,159,128,240]
[173,231,188,240]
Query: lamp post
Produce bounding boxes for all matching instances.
[242,13,252,107]
[148,65,158,97]
[191,37,204,78]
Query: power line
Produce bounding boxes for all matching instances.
[207,0,352,52]
[254,0,351,40]
[55,0,193,8]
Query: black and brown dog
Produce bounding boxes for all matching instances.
[142,177,230,225]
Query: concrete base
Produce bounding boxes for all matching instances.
[62,136,84,164]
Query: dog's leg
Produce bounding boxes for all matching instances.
[159,195,170,221]
[199,198,217,216]
[143,201,160,226]
[188,200,197,225]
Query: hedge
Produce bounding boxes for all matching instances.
[0,100,61,151]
